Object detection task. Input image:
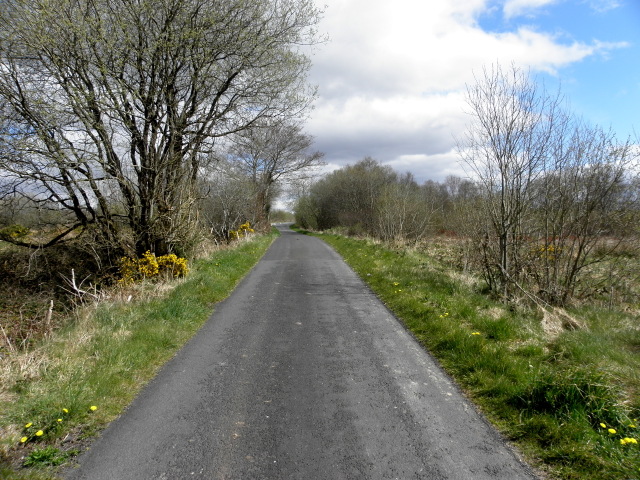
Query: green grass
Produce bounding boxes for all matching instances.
[0,231,278,478]
[23,447,77,468]
[313,231,640,480]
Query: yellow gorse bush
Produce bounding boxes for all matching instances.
[137,250,160,277]
[118,251,189,285]
[229,222,255,241]
[157,253,189,277]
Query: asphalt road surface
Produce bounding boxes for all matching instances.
[65,224,537,480]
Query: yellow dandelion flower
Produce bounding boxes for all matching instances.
[20,437,28,443]
[630,424,637,428]
[600,423,607,428]
[25,422,32,428]
[62,408,69,414]
[392,282,399,286]
[608,428,617,434]
[35,430,43,437]
[57,418,63,423]
[472,332,481,335]
[90,405,98,411]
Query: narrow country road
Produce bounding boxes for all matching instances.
[65,224,537,480]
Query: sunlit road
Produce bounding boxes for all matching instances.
[65,224,537,480]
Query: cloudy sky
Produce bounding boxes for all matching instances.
[305,0,640,183]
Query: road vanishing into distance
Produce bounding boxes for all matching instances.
[65,224,537,480]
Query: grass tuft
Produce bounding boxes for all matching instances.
[23,447,77,468]
[514,367,628,427]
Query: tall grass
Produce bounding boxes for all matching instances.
[316,232,640,480]
[0,232,277,478]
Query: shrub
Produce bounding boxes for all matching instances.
[228,222,255,241]
[118,251,189,284]
[156,254,189,278]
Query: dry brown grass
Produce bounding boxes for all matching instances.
[541,307,587,339]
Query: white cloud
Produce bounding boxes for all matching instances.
[308,92,468,164]
[306,0,627,183]
[585,0,622,13]
[503,0,559,19]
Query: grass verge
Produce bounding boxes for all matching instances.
[0,231,278,479]
[312,231,639,480]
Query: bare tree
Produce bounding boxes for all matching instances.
[530,123,636,304]
[0,0,321,256]
[227,120,324,229]
[459,63,638,304]
[458,63,565,300]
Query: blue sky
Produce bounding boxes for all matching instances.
[305,0,640,183]
[479,0,640,137]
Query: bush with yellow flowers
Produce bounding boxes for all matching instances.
[118,251,189,285]
[229,222,255,241]
[156,253,189,278]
